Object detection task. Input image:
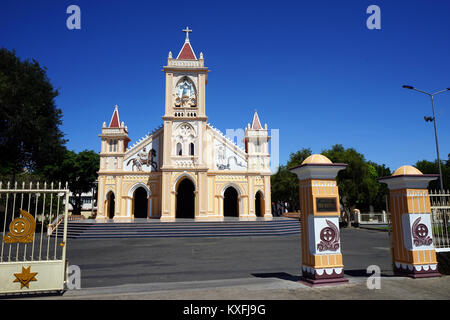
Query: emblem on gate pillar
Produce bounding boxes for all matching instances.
[3,209,36,244]
[412,217,432,247]
[317,220,340,252]
[13,266,38,289]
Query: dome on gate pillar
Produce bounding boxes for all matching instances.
[392,165,423,176]
[378,165,437,190]
[290,154,346,180]
[301,154,333,165]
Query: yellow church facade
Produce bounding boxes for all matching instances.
[95,29,272,222]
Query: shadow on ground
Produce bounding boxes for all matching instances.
[252,272,301,282]
[437,252,450,275]
[251,268,397,282]
[345,268,396,278]
[0,290,65,300]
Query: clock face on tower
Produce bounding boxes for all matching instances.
[175,79,196,107]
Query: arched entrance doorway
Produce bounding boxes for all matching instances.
[176,178,195,219]
[224,187,239,217]
[133,187,148,218]
[106,191,115,219]
[255,191,264,217]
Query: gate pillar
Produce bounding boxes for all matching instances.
[379,165,440,278]
[290,154,348,285]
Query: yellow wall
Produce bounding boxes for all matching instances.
[97,170,272,221]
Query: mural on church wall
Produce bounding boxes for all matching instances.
[124,139,159,172]
[214,140,247,171]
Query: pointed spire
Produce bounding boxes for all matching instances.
[251,110,263,130]
[177,27,197,60]
[109,105,120,128]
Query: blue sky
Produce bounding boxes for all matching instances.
[1,0,449,172]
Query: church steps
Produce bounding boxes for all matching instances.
[52,218,301,239]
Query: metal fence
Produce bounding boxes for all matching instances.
[357,212,388,224]
[430,190,450,252]
[0,182,69,295]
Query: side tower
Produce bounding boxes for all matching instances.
[97,105,130,220]
[245,110,270,173]
[244,111,272,218]
[160,27,209,221]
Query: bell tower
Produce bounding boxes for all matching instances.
[99,105,130,172]
[97,105,130,220]
[161,27,209,170]
[244,110,271,173]
[160,27,209,221]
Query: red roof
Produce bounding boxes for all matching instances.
[251,111,263,130]
[109,107,120,128]
[177,42,196,60]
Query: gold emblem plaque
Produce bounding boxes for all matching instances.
[3,209,36,244]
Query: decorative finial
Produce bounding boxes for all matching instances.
[168,51,172,58]
[200,52,203,59]
[183,26,192,42]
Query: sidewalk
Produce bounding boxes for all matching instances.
[30,274,450,300]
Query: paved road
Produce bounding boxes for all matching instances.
[13,227,449,300]
[51,274,450,300]
[66,228,394,288]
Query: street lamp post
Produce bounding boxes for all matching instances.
[402,85,450,191]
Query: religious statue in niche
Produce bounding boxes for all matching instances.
[216,144,246,170]
[174,78,197,108]
[127,147,158,172]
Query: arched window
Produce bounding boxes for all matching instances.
[177,143,182,156]
[189,143,194,156]
[109,139,117,152]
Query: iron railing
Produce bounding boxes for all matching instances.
[0,182,69,262]
[430,190,450,252]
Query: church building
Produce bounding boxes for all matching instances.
[96,28,272,221]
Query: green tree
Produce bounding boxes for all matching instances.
[321,145,389,220]
[286,148,313,168]
[368,161,391,211]
[0,48,66,181]
[44,150,99,215]
[271,148,312,212]
[415,159,449,191]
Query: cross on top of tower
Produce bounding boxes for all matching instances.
[176,26,197,60]
[183,27,192,41]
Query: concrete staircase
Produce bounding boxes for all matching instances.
[53,218,301,239]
